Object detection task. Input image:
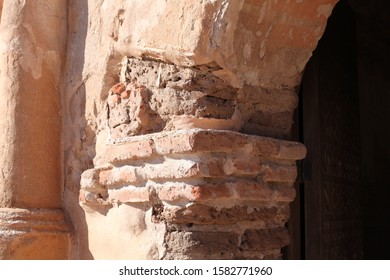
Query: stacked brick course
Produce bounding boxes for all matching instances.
[81,129,305,259]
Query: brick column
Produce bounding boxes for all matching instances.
[0,0,70,259]
[80,57,305,259]
[81,129,305,259]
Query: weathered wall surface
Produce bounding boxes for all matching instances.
[63,0,336,259]
[0,0,66,208]
[109,0,337,89]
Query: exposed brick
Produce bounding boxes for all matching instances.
[154,131,271,156]
[173,130,306,160]
[186,157,263,178]
[145,160,200,180]
[108,187,150,203]
[190,131,248,152]
[96,157,297,191]
[240,228,290,251]
[271,185,296,202]
[99,166,139,186]
[98,161,202,188]
[250,137,306,160]
[96,139,154,165]
[229,159,263,175]
[161,204,290,226]
[157,181,294,203]
[252,138,280,157]
[158,184,232,202]
[277,141,307,160]
[153,133,194,154]
[232,180,295,202]
[201,159,226,177]
[261,164,298,182]
[97,130,306,166]
[164,231,239,259]
[232,181,273,200]
[159,157,260,178]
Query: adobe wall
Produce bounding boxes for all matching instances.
[63,0,336,259]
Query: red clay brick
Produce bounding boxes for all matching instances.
[99,166,139,186]
[261,164,298,182]
[158,184,233,202]
[153,133,194,154]
[190,131,248,152]
[277,141,306,160]
[229,158,262,175]
[252,138,280,157]
[200,159,226,177]
[157,180,293,203]
[232,181,274,200]
[108,187,150,203]
[97,130,306,166]
[271,185,296,202]
[96,139,154,165]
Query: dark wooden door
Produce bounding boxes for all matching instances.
[300,0,363,259]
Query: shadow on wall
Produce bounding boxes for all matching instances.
[63,0,93,260]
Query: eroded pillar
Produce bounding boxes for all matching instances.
[80,58,306,259]
[0,0,69,259]
[75,0,337,259]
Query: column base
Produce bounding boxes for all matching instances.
[0,208,70,259]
